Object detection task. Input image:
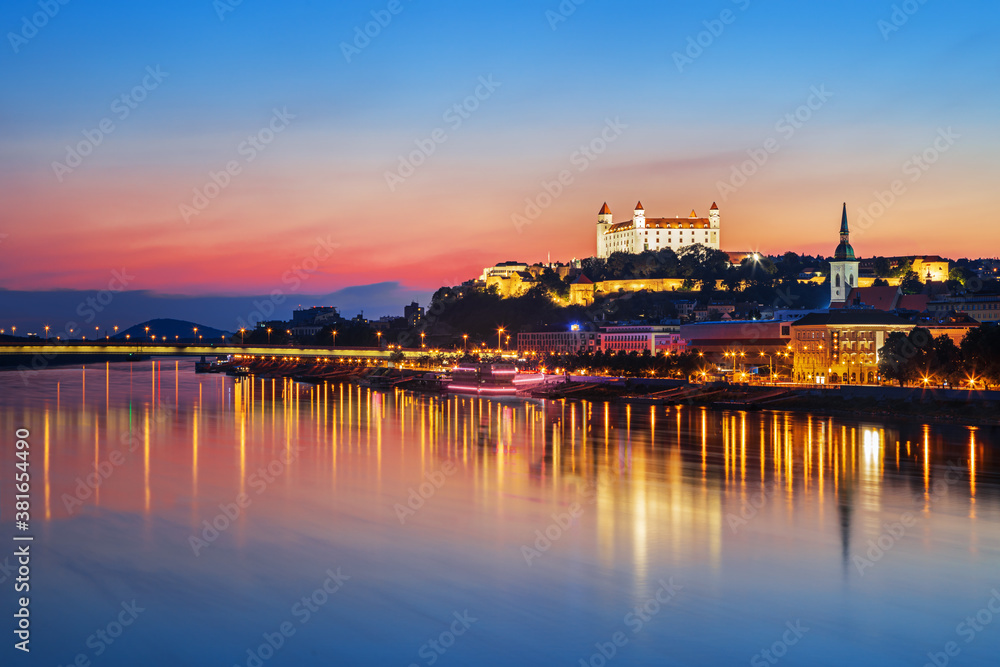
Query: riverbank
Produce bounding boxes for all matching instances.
[184,357,1000,427]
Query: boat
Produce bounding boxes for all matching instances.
[448,362,518,396]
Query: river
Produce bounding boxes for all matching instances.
[1,360,997,666]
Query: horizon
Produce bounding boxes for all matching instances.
[2,0,998,306]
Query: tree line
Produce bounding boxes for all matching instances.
[878,325,1000,388]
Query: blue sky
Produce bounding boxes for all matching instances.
[1,0,998,331]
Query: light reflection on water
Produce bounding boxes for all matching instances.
[0,360,998,666]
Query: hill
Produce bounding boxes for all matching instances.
[113,319,232,343]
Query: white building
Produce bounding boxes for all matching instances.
[517,325,685,356]
[597,201,721,258]
[829,203,860,305]
[480,261,529,282]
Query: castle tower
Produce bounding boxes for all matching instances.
[830,203,859,305]
[598,202,612,225]
[709,202,720,229]
[633,201,646,229]
[709,202,720,247]
[596,202,613,257]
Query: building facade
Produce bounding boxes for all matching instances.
[596,201,721,258]
[516,329,601,356]
[516,325,684,356]
[790,311,913,385]
[927,291,1000,323]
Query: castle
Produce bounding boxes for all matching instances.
[596,201,721,258]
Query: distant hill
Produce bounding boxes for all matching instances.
[113,319,232,343]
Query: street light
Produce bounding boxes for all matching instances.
[240,328,245,345]
[267,328,272,344]
[497,327,505,352]
[145,326,150,340]
[420,331,426,348]
[376,330,382,348]
[462,334,468,351]
[44,325,49,340]
[331,330,337,347]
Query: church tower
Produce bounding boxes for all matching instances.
[830,203,859,305]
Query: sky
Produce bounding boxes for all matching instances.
[1,0,999,330]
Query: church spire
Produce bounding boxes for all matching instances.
[840,202,849,242]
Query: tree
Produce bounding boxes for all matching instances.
[899,270,923,295]
[878,328,932,386]
[927,335,962,385]
[960,325,1000,388]
[873,257,891,278]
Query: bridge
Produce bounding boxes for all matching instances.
[0,343,436,362]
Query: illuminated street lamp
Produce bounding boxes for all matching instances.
[44,325,49,340]
[420,331,426,348]
[266,328,272,344]
[331,330,337,347]
[145,326,150,340]
[497,327,505,351]
[240,328,246,345]
[376,330,382,348]
[462,334,468,351]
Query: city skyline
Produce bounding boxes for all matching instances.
[2,0,998,302]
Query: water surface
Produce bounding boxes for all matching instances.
[1,360,998,666]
